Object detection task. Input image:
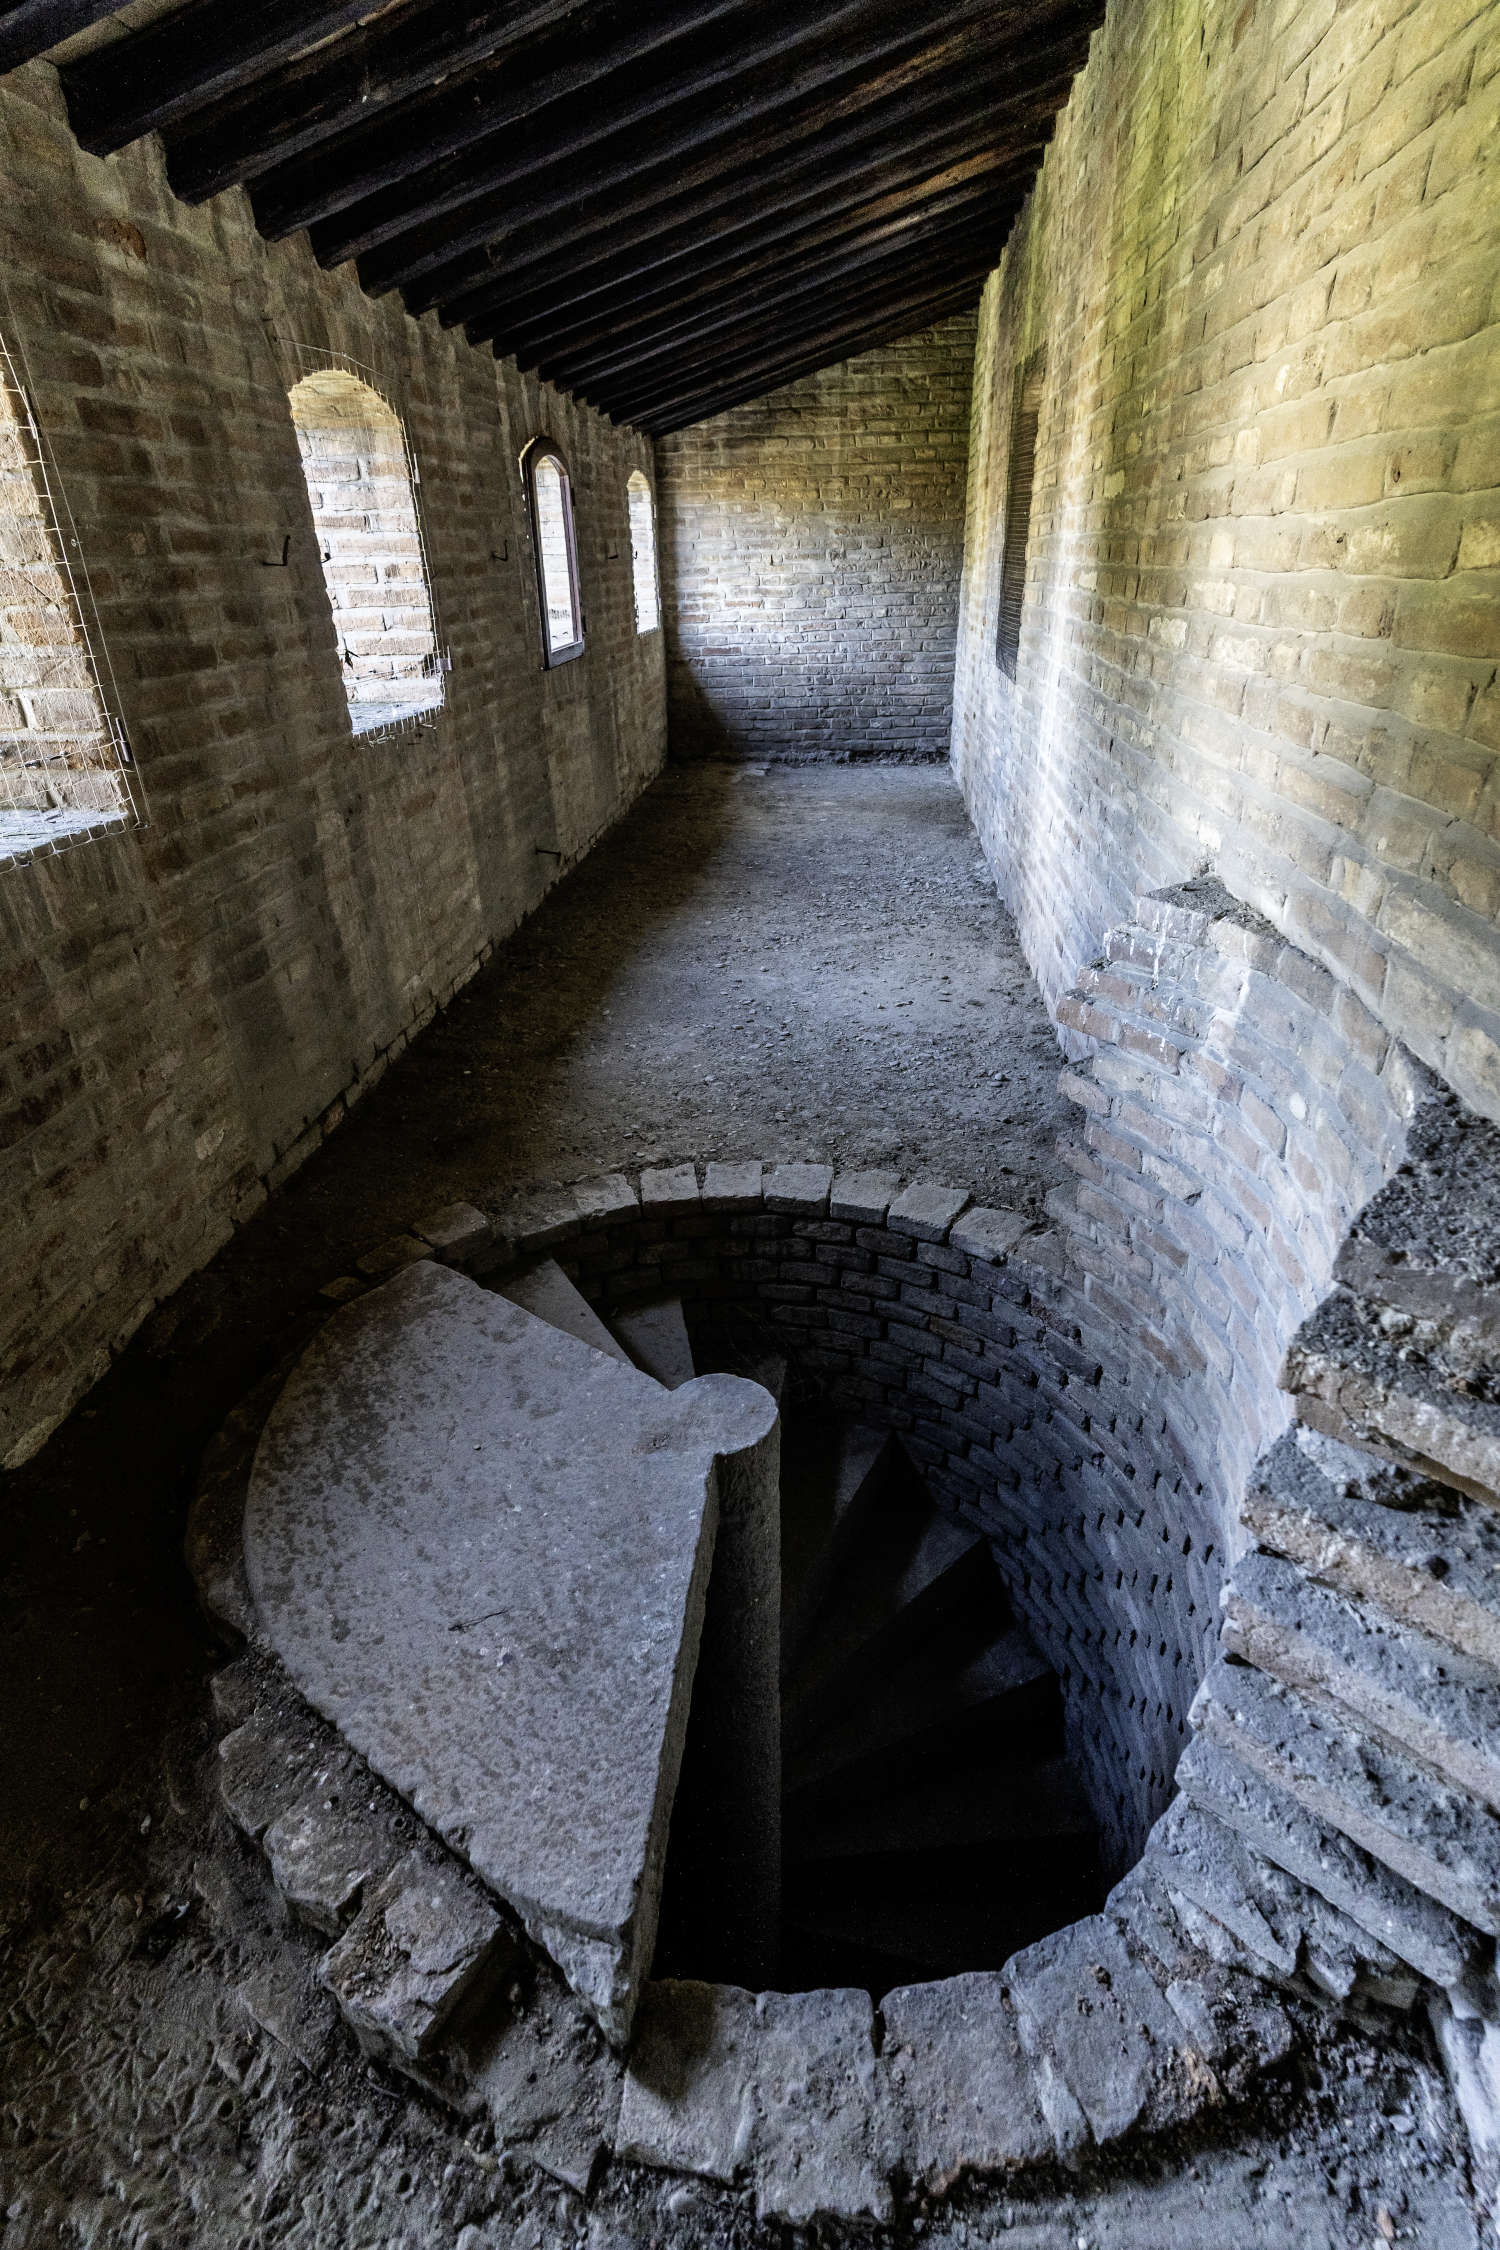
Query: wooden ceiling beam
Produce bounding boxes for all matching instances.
[639,292,985,431]
[338,0,1010,285]
[525,177,1025,389]
[60,0,406,155]
[590,256,993,425]
[614,277,988,432]
[0,0,120,74]
[466,57,1076,352]
[493,148,1028,366]
[406,32,1008,320]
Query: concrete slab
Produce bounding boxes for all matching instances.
[498,1257,634,1367]
[244,1259,778,2043]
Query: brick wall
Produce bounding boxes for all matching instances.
[656,314,977,761]
[951,0,1500,1119]
[0,62,666,1468]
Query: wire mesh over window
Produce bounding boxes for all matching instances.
[995,348,1046,682]
[525,440,584,666]
[627,470,660,635]
[0,330,140,871]
[288,367,443,736]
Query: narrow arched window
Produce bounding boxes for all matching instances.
[627,469,659,635]
[288,369,442,734]
[1,329,139,868]
[524,438,584,666]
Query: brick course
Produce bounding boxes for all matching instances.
[0,63,665,1467]
[656,315,977,762]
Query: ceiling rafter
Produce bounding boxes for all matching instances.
[1,0,1104,431]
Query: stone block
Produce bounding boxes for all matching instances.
[263,1778,400,1936]
[763,1163,833,1216]
[572,1175,639,1226]
[473,1973,624,2194]
[886,1181,972,1243]
[701,1161,763,1210]
[1193,1657,1500,1934]
[1005,1913,1219,2149]
[881,1973,1051,2194]
[747,1988,891,2226]
[235,1951,338,2073]
[355,1234,432,1281]
[640,1165,700,1211]
[1176,1732,1481,1986]
[219,1709,323,1841]
[1223,1547,1500,1809]
[950,1206,1030,1263]
[412,1201,493,1267]
[829,1169,902,1223]
[495,1187,582,1254]
[616,1979,758,2183]
[319,1847,511,2064]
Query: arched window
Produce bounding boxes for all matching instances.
[523,438,584,666]
[627,469,659,635]
[288,368,442,734]
[1,330,139,869]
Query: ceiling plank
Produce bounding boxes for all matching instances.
[334,0,1012,283]
[622,282,987,432]
[640,296,985,432]
[60,0,406,153]
[528,179,1025,390]
[592,257,993,425]
[226,0,762,233]
[0,0,120,74]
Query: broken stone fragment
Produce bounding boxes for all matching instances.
[262,1775,399,1935]
[318,1847,513,2064]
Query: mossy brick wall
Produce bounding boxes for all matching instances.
[656,314,977,762]
[0,62,666,1468]
[952,0,1500,1120]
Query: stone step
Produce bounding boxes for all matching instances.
[610,1294,696,1387]
[1223,1547,1500,1808]
[1191,1657,1500,1935]
[784,1622,1058,1802]
[1244,1428,1500,1674]
[784,1753,1092,1866]
[1144,1799,1419,2011]
[781,1420,898,1676]
[1174,1732,1482,1986]
[782,1497,996,1742]
[496,1257,634,1368]
[1285,1284,1500,1511]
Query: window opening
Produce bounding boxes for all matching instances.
[627,469,660,635]
[0,326,141,870]
[995,347,1046,682]
[287,363,444,736]
[524,438,584,666]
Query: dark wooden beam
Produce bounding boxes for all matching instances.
[639,292,985,431]
[0,0,118,74]
[492,145,1031,368]
[395,0,1091,315]
[621,279,988,433]
[590,255,994,425]
[528,177,1024,391]
[410,33,1006,319]
[337,0,1010,285]
[464,49,1075,351]
[164,4,595,200]
[228,0,758,234]
[60,0,404,154]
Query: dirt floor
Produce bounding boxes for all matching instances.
[0,763,1485,2247]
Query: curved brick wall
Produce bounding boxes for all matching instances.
[503,877,1427,1871]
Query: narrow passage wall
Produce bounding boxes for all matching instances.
[0,62,666,1467]
[657,314,977,761]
